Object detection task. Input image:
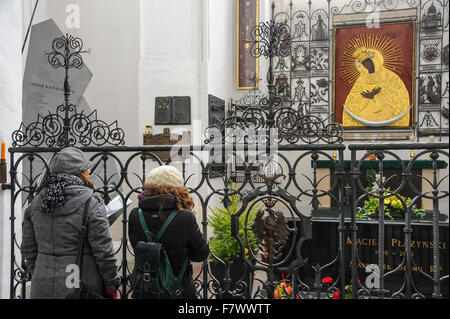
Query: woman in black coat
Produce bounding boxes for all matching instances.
[128,165,209,299]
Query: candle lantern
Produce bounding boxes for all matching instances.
[145,123,151,135]
[1,143,7,184]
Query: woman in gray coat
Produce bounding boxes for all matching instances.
[21,147,121,299]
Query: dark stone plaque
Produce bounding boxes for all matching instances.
[279,212,449,298]
[155,96,172,125]
[207,94,226,178]
[208,94,225,126]
[172,96,191,124]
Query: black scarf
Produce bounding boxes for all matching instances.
[41,173,85,215]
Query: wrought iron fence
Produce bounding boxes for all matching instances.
[348,142,449,299]
[7,142,448,299]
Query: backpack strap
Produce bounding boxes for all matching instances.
[138,208,154,242]
[177,258,189,281]
[138,209,179,242]
[155,210,179,241]
[159,210,189,281]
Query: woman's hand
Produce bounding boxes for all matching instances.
[105,288,118,299]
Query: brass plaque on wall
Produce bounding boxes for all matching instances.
[155,96,172,125]
[172,96,191,124]
[155,96,191,125]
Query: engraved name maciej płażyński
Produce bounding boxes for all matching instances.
[298,220,448,296]
[346,235,447,274]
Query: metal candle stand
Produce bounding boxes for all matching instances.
[0,143,10,189]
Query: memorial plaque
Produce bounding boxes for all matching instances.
[207,94,226,177]
[276,212,449,298]
[303,218,448,298]
[21,20,122,218]
[23,19,92,125]
[208,94,225,126]
[155,96,172,125]
[172,96,191,124]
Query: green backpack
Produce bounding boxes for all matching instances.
[130,209,188,299]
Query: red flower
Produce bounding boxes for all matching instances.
[332,291,339,299]
[322,277,333,284]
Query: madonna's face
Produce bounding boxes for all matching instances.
[362,58,375,74]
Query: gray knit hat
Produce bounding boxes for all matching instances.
[49,147,93,175]
[145,165,184,188]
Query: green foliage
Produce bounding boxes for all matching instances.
[208,185,264,264]
[356,188,425,221]
[357,170,425,221]
[344,284,352,299]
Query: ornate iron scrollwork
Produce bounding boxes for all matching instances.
[247,19,292,59]
[205,2,343,146]
[12,108,125,147]
[12,34,125,147]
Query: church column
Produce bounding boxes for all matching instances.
[0,0,23,299]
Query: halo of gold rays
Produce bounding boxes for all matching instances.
[339,33,404,87]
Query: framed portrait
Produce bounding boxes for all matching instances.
[333,21,416,129]
[237,0,259,89]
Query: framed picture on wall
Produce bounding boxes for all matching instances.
[333,21,416,129]
[237,0,259,90]
[155,96,172,125]
[172,96,191,124]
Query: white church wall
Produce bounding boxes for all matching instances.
[20,0,141,219]
[21,0,141,146]
[207,0,234,101]
[0,0,23,299]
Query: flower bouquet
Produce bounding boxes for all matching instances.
[357,169,425,220]
[356,192,425,220]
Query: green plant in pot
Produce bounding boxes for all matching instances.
[207,184,263,298]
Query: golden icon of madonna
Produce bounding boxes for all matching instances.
[334,24,415,129]
[343,47,411,127]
